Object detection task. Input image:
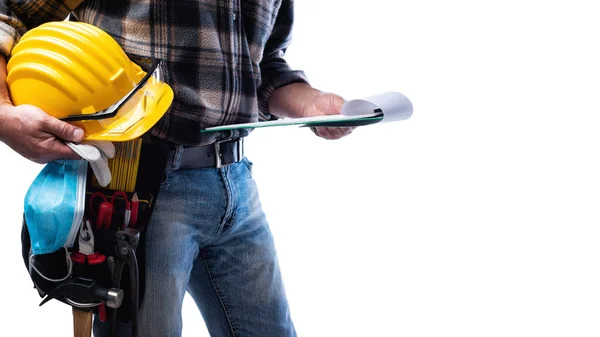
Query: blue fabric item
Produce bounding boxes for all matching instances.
[24,160,88,255]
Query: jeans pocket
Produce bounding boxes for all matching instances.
[160,169,172,188]
[241,157,254,175]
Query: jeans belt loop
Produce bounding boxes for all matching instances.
[172,144,184,171]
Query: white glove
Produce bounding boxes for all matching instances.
[65,141,115,187]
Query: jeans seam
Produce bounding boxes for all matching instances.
[216,167,235,236]
[201,249,239,337]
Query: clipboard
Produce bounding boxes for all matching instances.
[200,91,412,133]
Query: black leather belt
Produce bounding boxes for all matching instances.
[165,138,244,169]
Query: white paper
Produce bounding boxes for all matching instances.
[342,91,413,122]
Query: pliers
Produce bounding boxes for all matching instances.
[71,220,106,265]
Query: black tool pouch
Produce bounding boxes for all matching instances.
[21,137,171,332]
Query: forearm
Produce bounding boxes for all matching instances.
[0,55,11,104]
[0,55,12,140]
[268,82,322,119]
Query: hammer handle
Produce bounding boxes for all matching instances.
[73,308,92,337]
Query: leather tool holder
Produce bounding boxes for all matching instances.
[21,137,171,329]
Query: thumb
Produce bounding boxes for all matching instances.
[43,116,85,142]
[323,94,346,115]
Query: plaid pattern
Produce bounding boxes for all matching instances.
[0,0,309,145]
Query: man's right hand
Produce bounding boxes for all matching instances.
[0,103,84,164]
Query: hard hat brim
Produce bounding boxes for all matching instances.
[73,81,174,142]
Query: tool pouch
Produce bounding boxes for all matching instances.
[21,136,171,326]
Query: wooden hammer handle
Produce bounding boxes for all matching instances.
[73,308,93,337]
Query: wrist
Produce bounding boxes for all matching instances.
[0,102,14,142]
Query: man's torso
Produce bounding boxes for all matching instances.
[12,0,283,144]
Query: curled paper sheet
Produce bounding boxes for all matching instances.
[342,92,413,123]
[201,91,413,132]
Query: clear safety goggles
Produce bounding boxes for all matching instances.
[60,58,167,136]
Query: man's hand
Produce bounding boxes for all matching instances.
[0,103,84,163]
[301,92,353,140]
[269,82,353,140]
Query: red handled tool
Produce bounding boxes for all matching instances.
[89,192,113,230]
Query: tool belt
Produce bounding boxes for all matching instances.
[19,135,245,337]
[20,137,172,337]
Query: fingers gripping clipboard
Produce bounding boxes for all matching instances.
[200,91,413,132]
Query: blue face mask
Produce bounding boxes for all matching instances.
[24,160,87,255]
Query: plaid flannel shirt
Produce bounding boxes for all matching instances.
[0,0,309,145]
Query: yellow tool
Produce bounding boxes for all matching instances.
[91,138,143,192]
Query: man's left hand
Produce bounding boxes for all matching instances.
[269,83,354,140]
[302,92,353,140]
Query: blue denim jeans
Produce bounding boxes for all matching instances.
[93,148,296,337]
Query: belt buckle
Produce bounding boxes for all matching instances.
[213,137,243,168]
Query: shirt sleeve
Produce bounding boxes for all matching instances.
[257,0,310,121]
[0,2,27,59]
[0,0,80,59]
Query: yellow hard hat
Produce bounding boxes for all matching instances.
[6,21,173,142]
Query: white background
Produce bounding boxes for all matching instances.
[2,0,600,336]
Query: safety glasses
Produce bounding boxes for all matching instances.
[61,58,162,123]
[59,57,173,141]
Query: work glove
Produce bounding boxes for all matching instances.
[65,141,115,187]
